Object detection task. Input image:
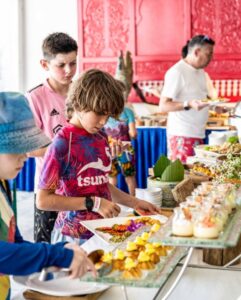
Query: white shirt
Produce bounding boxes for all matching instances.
[161,59,209,138]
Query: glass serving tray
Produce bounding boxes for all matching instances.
[80,226,188,288]
[149,208,241,249]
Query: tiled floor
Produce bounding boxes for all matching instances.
[11,191,34,299]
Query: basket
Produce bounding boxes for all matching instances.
[172,178,195,203]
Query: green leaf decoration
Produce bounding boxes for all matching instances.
[161,159,184,182]
[227,136,239,144]
[153,155,171,177]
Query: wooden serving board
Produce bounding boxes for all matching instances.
[23,290,104,300]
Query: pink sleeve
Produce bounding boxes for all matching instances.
[38,144,61,190]
[25,92,43,130]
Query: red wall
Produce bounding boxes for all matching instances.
[77,0,241,81]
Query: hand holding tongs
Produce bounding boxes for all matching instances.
[39,249,112,281]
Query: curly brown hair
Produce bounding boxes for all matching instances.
[66,69,125,120]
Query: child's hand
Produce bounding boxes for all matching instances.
[64,243,97,279]
[133,199,161,215]
[98,198,121,218]
[109,139,122,157]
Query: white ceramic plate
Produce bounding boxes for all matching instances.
[13,274,109,296]
[201,98,229,106]
[81,215,168,245]
[194,144,222,158]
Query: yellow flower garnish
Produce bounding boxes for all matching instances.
[126,241,137,251]
[101,252,113,263]
[134,236,145,246]
[114,249,125,260]
[124,257,137,269]
[141,232,150,241]
[151,223,161,232]
[137,251,150,262]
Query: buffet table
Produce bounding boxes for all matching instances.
[13,127,227,192]
[12,237,241,300]
[80,235,241,300]
[12,202,241,300]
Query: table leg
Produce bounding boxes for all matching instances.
[223,252,241,267]
[122,285,129,300]
[153,247,194,300]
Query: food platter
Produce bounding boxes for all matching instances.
[149,208,241,249]
[81,215,168,245]
[79,223,188,288]
[201,98,230,105]
[194,144,222,159]
[80,247,188,288]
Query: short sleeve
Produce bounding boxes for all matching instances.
[38,136,68,190]
[25,92,43,130]
[161,68,184,100]
[124,107,135,124]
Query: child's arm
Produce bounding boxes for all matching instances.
[0,240,95,278]
[37,189,88,211]
[37,188,120,218]
[126,107,137,139]
[108,183,161,214]
[128,121,137,139]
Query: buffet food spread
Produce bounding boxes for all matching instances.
[81,215,188,288]
[78,133,241,292]
[78,180,241,290]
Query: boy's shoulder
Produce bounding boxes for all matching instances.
[27,83,44,93]
[123,106,134,117]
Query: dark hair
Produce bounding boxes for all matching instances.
[188,35,215,52]
[42,32,78,60]
[66,69,125,120]
[181,41,189,58]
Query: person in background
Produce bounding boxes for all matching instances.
[104,50,137,196]
[159,34,215,163]
[37,69,161,246]
[0,92,95,300]
[181,41,218,99]
[104,106,137,196]
[26,32,78,243]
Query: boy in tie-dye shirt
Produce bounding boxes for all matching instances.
[37,69,161,246]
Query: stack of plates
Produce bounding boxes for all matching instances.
[135,187,162,207]
[135,188,146,200]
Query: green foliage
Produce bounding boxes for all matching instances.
[161,160,185,182]
[227,136,239,144]
[204,145,211,151]
[153,155,184,182]
[153,155,170,177]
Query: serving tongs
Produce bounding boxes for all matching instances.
[88,249,113,277]
[39,249,112,281]
[230,114,241,119]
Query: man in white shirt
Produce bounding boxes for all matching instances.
[159,35,215,162]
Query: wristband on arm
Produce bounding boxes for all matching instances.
[93,196,102,212]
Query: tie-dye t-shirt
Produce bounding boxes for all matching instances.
[38,124,112,240]
[104,107,135,141]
